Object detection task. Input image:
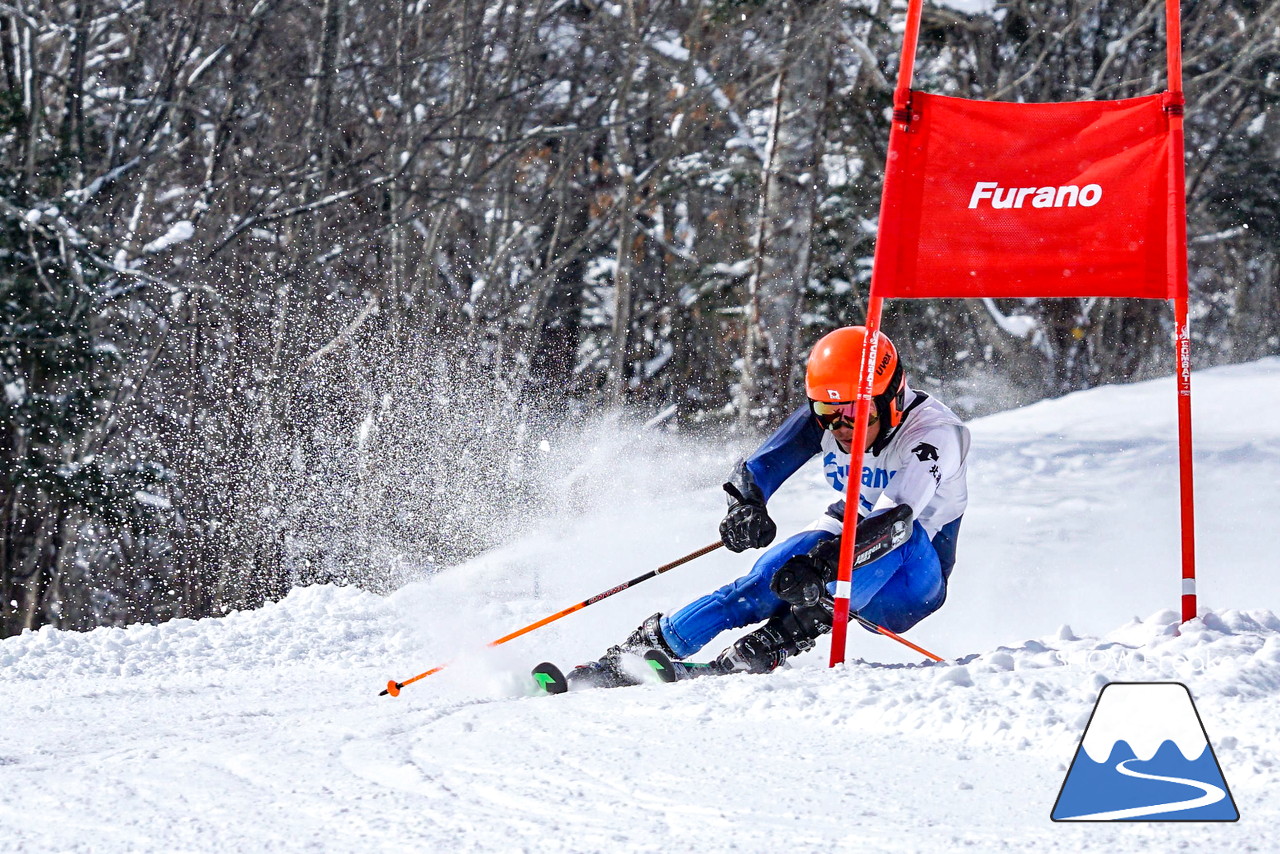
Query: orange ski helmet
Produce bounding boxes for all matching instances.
[805,326,907,428]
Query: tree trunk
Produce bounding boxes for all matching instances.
[606,0,642,408]
[739,1,833,426]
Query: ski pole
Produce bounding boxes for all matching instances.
[381,540,725,696]
[849,611,944,662]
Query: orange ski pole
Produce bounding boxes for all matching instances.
[381,540,724,696]
[849,611,944,662]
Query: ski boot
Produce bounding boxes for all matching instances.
[712,605,832,675]
[566,613,681,689]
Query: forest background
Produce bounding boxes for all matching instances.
[3,0,1278,637]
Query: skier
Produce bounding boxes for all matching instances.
[572,325,970,686]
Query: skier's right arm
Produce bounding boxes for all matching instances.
[719,405,824,552]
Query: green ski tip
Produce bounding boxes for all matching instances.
[642,649,680,684]
[532,662,568,695]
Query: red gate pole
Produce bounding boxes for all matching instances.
[1165,0,1197,623]
[829,0,926,666]
[828,296,885,666]
[892,0,926,122]
[1174,298,1196,622]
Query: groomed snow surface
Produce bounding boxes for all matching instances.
[5,359,1280,852]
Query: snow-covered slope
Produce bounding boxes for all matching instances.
[4,360,1280,852]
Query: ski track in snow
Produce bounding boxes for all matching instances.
[4,359,1280,852]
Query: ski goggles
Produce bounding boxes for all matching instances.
[809,400,878,431]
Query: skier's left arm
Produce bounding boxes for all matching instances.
[719,405,824,552]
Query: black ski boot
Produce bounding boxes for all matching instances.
[712,605,832,675]
[567,613,680,689]
[618,612,680,659]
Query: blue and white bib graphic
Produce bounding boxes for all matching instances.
[1052,682,1238,821]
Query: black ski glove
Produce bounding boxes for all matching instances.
[806,536,842,579]
[770,540,840,608]
[719,464,776,553]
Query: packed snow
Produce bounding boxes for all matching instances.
[4,359,1280,852]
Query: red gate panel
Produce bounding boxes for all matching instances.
[874,93,1174,299]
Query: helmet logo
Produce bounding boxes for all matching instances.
[827,389,840,400]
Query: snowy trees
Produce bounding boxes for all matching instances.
[3,0,1279,636]
[738,0,836,424]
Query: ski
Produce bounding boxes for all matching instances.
[531,649,727,695]
[665,659,724,681]
[641,648,681,683]
[532,661,568,695]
